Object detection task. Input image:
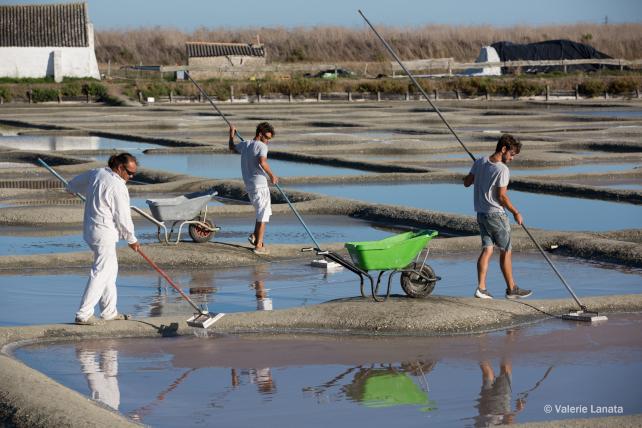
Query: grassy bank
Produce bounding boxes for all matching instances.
[1,74,641,103]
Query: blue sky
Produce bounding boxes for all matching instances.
[4,0,641,29]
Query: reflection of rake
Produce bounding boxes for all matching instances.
[128,368,198,421]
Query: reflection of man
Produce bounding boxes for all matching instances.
[474,330,524,426]
[253,280,273,311]
[77,347,120,410]
[251,264,272,311]
[230,368,276,394]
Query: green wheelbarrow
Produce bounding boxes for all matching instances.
[309,229,441,302]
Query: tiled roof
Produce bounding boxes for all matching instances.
[0,2,88,47]
[186,42,265,58]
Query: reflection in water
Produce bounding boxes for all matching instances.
[343,363,436,410]
[0,135,160,152]
[77,347,120,410]
[229,264,276,395]
[304,361,436,411]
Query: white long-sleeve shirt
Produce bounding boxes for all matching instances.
[67,167,137,246]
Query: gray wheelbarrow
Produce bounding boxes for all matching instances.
[142,189,220,245]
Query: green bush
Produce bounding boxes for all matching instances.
[61,81,83,97]
[511,79,545,97]
[578,79,607,97]
[607,78,638,94]
[83,82,108,99]
[0,86,11,102]
[30,88,59,102]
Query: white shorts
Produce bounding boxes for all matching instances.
[249,187,272,223]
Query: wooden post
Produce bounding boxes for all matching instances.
[546,85,550,102]
[28,89,33,104]
[57,90,62,104]
[348,91,352,102]
[456,90,461,100]
[317,92,321,102]
[434,89,438,100]
[169,90,173,103]
[377,91,381,102]
[575,85,579,100]
[230,86,234,103]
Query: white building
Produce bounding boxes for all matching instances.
[0,2,100,82]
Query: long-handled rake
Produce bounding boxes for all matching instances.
[358,9,606,322]
[137,248,224,328]
[184,71,324,252]
[36,157,224,328]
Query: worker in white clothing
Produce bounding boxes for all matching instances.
[67,153,140,325]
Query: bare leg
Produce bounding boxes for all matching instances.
[477,246,494,290]
[499,250,516,290]
[254,221,266,248]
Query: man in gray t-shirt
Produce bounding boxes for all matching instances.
[464,134,532,300]
[229,122,278,255]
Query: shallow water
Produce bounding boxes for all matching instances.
[15,314,642,427]
[91,153,372,178]
[289,182,642,231]
[562,110,642,118]
[1,253,640,326]
[444,162,641,176]
[0,215,393,256]
[0,135,162,153]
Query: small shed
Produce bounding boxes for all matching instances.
[186,41,266,79]
[0,2,100,81]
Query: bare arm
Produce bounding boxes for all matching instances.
[463,173,474,187]
[258,156,278,185]
[228,126,239,153]
[497,186,523,225]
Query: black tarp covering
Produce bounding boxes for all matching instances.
[490,39,613,73]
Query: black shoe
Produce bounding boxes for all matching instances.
[505,286,532,299]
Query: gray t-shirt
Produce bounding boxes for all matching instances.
[469,156,510,214]
[237,139,269,191]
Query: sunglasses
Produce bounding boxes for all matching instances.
[122,166,136,178]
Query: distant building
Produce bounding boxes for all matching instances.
[186,41,266,79]
[0,2,100,81]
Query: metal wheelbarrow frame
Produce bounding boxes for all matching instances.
[140,189,221,245]
[306,229,441,302]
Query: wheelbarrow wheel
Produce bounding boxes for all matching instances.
[400,263,437,298]
[188,219,215,243]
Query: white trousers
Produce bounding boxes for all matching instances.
[78,348,120,410]
[76,243,119,321]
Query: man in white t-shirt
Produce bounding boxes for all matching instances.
[67,153,140,325]
[229,122,278,255]
[464,134,532,300]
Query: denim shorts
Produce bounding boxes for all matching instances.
[477,212,512,251]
